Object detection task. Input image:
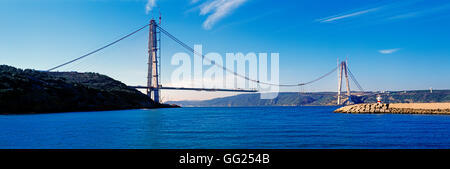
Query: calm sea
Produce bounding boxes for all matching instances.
[1,106,450,149]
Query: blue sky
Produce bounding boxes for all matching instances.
[1,0,449,101]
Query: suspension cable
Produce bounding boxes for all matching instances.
[157,25,336,87]
[47,24,150,71]
[301,67,338,85]
[347,66,364,92]
[45,22,339,87]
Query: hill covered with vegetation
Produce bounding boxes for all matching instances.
[0,65,157,114]
[167,90,450,107]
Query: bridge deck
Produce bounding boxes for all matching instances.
[129,86,257,92]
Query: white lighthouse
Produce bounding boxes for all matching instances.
[376,95,382,104]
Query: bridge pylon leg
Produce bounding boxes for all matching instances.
[147,19,160,104]
[337,60,352,105]
[337,60,343,105]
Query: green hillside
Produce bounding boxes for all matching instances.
[0,65,156,114]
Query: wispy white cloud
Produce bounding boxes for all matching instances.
[317,7,381,23]
[212,10,278,33]
[387,3,450,20]
[379,48,401,54]
[146,0,156,14]
[198,0,248,30]
[316,1,450,24]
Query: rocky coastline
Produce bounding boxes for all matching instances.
[0,65,178,114]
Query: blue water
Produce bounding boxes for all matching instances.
[1,106,450,149]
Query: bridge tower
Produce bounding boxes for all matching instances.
[147,19,161,104]
[337,60,351,105]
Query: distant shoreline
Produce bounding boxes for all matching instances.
[167,90,450,107]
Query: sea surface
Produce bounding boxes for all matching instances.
[1,106,450,149]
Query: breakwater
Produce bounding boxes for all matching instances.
[334,103,450,115]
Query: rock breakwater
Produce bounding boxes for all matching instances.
[334,103,450,115]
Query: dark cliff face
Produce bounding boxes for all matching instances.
[0,65,155,114]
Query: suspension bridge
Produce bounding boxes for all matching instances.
[47,19,364,105]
